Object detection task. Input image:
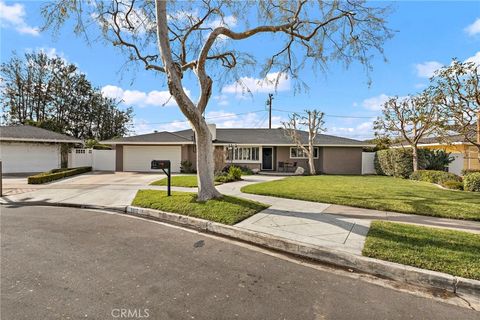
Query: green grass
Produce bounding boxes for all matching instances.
[132,190,269,225]
[363,221,480,280]
[150,175,221,188]
[241,175,480,221]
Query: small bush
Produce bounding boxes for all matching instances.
[442,180,464,190]
[222,164,253,175]
[410,170,462,186]
[180,160,195,173]
[228,165,243,180]
[464,173,480,192]
[462,169,480,176]
[28,167,92,184]
[423,150,454,170]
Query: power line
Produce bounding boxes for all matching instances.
[272,108,376,119]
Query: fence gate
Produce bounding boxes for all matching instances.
[69,149,116,171]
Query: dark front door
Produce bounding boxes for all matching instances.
[262,147,273,170]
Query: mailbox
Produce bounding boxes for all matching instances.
[151,160,171,196]
[151,160,170,170]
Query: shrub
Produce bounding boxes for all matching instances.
[28,167,92,184]
[464,173,480,192]
[423,150,454,170]
[228,165,243,180]
[442,180,464,190]
[462,169,480,176]
[214,171,235,183]
[222,164,253,175]
[410,170,462,185]
[375,149,427,178]
[180,160,195,173]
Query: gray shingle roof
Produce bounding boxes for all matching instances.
[0,125,82,143]
[105,128,368,146]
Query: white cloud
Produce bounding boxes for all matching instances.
[415,61,443,78]
[222,72,290,96]
[328,120,376,140]
[465,51,480,65]
[212,94,229,106]
[465,18,480,36]
[0,1,39,36]
[206,110,285,128]
[101,85,191,107]
[361,94,390,111]
[205,15,237,29]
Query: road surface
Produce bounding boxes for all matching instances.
[1,205,477,319]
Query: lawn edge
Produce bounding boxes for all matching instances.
[125,204,479,297]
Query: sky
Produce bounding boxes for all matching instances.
[0,0,479,140]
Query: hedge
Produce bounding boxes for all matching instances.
[464,172,480,192]
[374,149,427,178]
[462,169,480,176]
[28,167,92,184]
[410,170,462,186]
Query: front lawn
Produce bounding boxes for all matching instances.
[132,190,269,225]
[150,175,222,188]
[362,221,480,280]
[241,175,480,220]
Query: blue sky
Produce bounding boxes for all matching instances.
[1,1,479,140]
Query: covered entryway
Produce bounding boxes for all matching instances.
[123,146,181,172]
[262,147,273,170]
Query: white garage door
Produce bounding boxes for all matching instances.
[0,142,61,173]
[123,146,181,172]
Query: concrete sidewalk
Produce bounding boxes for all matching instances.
[2,173,479,256]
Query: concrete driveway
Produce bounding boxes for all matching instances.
[2,171,164,208]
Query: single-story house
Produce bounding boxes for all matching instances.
[0,125,82,174]
[102,125,370,174]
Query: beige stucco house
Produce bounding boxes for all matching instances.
[102,125,369,174]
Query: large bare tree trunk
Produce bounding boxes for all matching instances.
[194,121,222,201]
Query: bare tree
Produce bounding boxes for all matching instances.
[283,110,325,175]
[432,59,480,162]
[42,0,393,200]
[374,91,440,171]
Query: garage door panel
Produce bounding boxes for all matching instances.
[123,146,181,172]
[0,142,60,173]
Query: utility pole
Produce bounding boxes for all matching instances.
[266,93,274,129]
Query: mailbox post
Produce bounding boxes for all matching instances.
[151,160,171,196]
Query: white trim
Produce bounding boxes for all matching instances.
[102,141,193,145]
[289,146,319,159]
[0,137,82,143]
[224,145,261,163]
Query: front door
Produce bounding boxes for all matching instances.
[262,147,273,170]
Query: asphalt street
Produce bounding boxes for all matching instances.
[1,205,478,320]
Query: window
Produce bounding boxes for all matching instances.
[290,147,319,159]
[226,146,260,162]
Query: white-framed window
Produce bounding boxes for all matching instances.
[290,147,319,159]
[226,146,260,162]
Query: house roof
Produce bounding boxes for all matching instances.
[392,125,478,147]
[103,128,369,147]
[0,125,82,143]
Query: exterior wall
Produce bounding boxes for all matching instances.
[275,146,321,173]
[114,145,123,171]
[321,147,363,175]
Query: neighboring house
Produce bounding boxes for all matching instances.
[102,125,370,174]
[393,127,480,174]
[0,125,82,174]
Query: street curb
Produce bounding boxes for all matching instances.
[0,200,127,213]
[126,205,480,297]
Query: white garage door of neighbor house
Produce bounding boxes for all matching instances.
[0,142,61,173]
[123,146,181,172]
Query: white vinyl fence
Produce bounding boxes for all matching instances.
[447,153,464,176]
[68,148,116,171]
[361,152,376,175]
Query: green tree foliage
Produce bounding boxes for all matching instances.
[0,51,133,140]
